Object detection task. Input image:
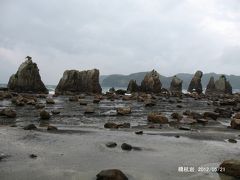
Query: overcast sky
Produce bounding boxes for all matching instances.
[0,0,240,85]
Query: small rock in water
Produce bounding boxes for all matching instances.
[29,154,37,159]
[116,107,131,115]
[179,126,191,131]
[0,153,9,161]
[104,122,130,129]
[47,125,58,131]
[23,124,37,130]
[104,122,118,129]
[46,98,55,104]
[96,169,128,180]
[121,143,132,151]
[51,109,60,115]
[175,135,180,138]
[40,110,51,120]
[135,131,143,135]
[228,139,237,143]
[106,142,117,148]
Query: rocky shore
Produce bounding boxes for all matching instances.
[0,58,240,180]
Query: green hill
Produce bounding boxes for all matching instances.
[101,72,240,89]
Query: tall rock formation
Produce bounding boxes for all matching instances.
[205,77,216,95]
[140,70,162,93]
[187,71,203,94]
[7,57,48,94]
[170,75,182,93]
[55,69,102,95]
[127,80,139,92]
[215,75,232,94]
[205,75,232,95]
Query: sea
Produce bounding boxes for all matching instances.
[1,84,240,94]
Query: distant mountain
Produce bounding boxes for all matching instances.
[100,72,240,89]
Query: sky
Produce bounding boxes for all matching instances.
[0,0,240,85]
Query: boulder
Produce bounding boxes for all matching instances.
[35,103,45,109]
[23,124,37,130]
[104,122,118,129]
[46,98,55,104]
[203,112,219,120]
[7,57,48,94]
[179,126,191,131]
[228,139,237,143]
[144,99,156,107]
[170,75,182,93]
[121,143,132,151]
[116,107,131,115]
[147,112,168,124]
[104,122,130,129]
[0,108,16,118]
[171,112,183,120]
[29,154,37,159]
[187,71,203,94]
[26,99,36,105]
[127,79,139,92]
[51,109,60,115]
[231,119,240,130]
[40,110,51,120]
[140,70,162,93]
[106,142,117,148]
[135,131,143,135]
[96,169,128,180]
[55,69,102,95]
[218,159,240,178]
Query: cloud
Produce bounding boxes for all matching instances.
[0,0,240,84]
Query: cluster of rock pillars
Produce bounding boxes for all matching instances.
[6,57,233,96]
